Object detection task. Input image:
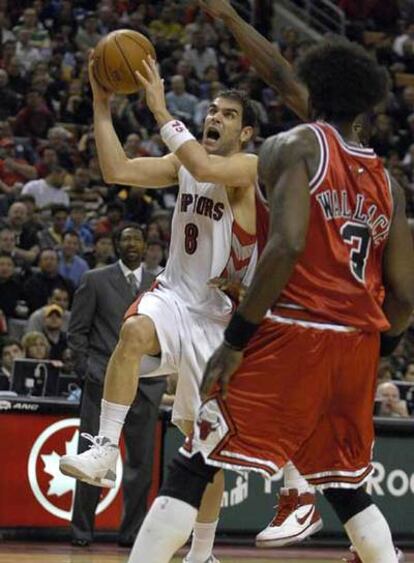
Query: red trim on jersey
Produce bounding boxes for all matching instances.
[123,280,160,321]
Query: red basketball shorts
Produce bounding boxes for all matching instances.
[181,317,380,490]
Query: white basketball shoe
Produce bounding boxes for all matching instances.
[255,488,323,548]
[59,433,118,488]
[344,545,405,562]
[183,556,220,563]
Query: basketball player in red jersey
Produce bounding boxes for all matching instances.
[197,1,403,556]
[128,39,414,563]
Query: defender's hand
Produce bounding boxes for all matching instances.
[198,0,237,20]
[208,277,247,302]
[88,50,111,105]
[200,342,243,400]
[135,56,167,116]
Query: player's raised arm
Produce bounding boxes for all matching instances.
[381,176,414,342]
[89,52,179,188]
[135,57,257,188]
[198,0,309,120]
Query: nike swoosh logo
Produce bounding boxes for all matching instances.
[296,506,314,526]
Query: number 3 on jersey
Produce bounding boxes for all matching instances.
[340,221,371,283]
[184,223,199,255]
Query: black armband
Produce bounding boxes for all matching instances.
[380,332,404,357]
[224,311,260,351]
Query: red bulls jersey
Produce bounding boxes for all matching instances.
[275,122,393,332]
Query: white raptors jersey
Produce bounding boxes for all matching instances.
[157,166,259,320]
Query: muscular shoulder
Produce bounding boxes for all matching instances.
[258,125,319,185]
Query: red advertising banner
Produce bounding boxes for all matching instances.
[0,412,162,528]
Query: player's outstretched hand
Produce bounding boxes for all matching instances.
[200,342,243,400]
[88,50,111,105]
[135,56,167,116]
[198,0,237,20]
[208,277,247,302]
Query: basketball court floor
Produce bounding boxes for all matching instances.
[0,543,413,563]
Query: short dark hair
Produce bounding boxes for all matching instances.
[63,230,79,240]
[296,37,388,121]
[216,89,258,129]
[50,204,69,216]
[94,232,112,244]
[112,222,144,247]
[1,337,22,354]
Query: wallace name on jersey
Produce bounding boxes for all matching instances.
[181,192,225,221]
[315,189,390,245]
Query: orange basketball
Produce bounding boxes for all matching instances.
[93,30,156,95]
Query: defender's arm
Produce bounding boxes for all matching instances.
[199,0,309,120]
[382,176,414,336]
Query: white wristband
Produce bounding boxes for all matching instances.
[160,120,195,153]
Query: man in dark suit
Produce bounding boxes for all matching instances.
[68,223,166,547]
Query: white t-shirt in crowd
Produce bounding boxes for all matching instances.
[22,179,70,208]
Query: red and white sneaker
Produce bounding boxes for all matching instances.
[255,488,323,548]
[343,545,405,562]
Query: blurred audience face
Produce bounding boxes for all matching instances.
[44,310,63,332]
[39,250,58,275]
[405,363,414,383]
[47,168,66,189]
[378,382,400,404]
[62,232,80,259]
[49,287,70,311]
[52,209,69,233]
[8,202,28,229]
[23,8,37,28]
[70,206,86,226]
[73,167,90,190]
[41,147,58,168]
[124,134,142,158]
[0,228,15,253]
[0,69,8,88]
[0,255,14,280]
[26,90,42,110]
[146,221,162,239]
[171,75,185,95]
[26,336,49,360]
[145,242,163,269]
[95,235,113,259]
[1,342,23,371]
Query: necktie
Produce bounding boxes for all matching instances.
[127,272,140,297]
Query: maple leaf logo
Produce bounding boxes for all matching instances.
[41,430,79,497]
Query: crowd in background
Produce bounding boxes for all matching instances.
[0,0,413,416]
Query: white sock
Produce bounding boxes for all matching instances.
[186,519,219,562]
[284,461,314,494]
[345,505,398,563]
[128,496,197,563]
[99,399,130,445]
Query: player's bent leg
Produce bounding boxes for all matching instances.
[129,453,219,563]
[179,419,223,563]
[256,461,322,548]
[324,488,399,563]
[60,315,160,488]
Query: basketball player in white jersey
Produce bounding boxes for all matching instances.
[60,51,264,563]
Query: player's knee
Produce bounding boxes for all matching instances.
[159,453,219,509]
[324,487,373,524]
[119,316,158,356]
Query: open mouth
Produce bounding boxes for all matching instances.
[205,127,221,142]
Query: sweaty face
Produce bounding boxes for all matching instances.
[202,97,248,156]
